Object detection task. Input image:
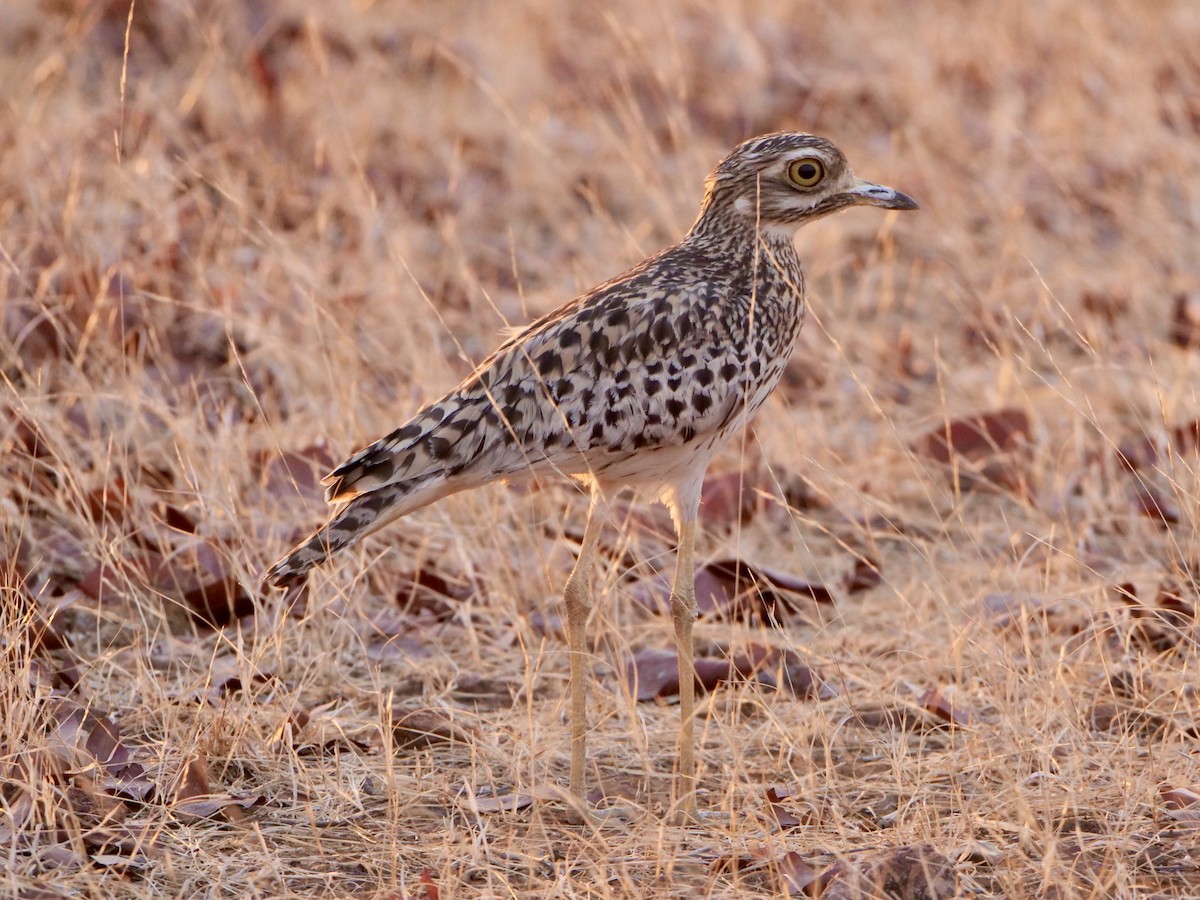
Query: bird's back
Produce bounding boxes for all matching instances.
[264,227,803,587]
[327,228,804,501]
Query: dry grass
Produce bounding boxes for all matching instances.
[3,0,1200,896]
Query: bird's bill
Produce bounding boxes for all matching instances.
[844,177,919,210]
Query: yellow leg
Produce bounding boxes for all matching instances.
[671,515,698,821]
[564,491,604,806]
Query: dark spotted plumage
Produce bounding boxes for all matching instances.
[264,132,916,818]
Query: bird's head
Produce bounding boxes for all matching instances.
[695,132,918,238]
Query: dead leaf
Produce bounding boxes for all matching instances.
[470,784,567,814]
[700,468,760,527]
[102,762,156,804]
[919,687,971,727]
[819,844,958,900]
[624,647,734,701]
[413,867,439,900]
[77,542,256,628]
[1081,289,1128,325]
[1132,483,1180,525]
[915,408,1030,464]
[451,675,517,708]
[1117,419,1200,471]
[188,654,277,702]
[394,564,475,620]
[979,592,1059,630]
[173,755,210,802]
[392,708,474,750]
[49,701,142,778]
[849,704,935,732]
[24,607,82,690]
[170,757,264,821]
[625,646,826,702]
[178,540,257,627]
[914,409,1032,493]
[777,850,827,894]
[731,644,828,699]
[472,792,535,814]
[1115,579,1198,651]
[259,443,337,501]
[171,793,266,821]
[1170,291,1200,348]
[765,784,807,830]
[635,557,871,626]
[1160,785,1200,809]
[1160,785,1200,821]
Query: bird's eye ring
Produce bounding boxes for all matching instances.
[787,157,825,188]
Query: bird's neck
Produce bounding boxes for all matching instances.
[684,202,803,283]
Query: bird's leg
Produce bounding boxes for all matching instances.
[564,491,604,808]
[670,513,699,821]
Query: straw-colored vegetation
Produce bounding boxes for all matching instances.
[3,1,1199,896]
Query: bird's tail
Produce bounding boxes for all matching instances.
[263,474,445,587]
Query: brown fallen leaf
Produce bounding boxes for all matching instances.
[24,607,82,690]
[777,850,828,895]
[914,409,1032,494]
[625,646,826,702]
[1170,291,1200,349]
[49,700,141,778]
[1115,579,1198,651]
[625,648,735,701]
[765,784,807,830]
[1081,289,1129,325]
[848,703,938,732]
[978,592,1060,630]
[77,541,256,628]
[169,755,265,821]
[1117,419,1200,478]
[915,408,1030,464]
[392,708,474,750]
[82,477,199,556]
[819,844,958,900]
[171,793,266,822]
[258,442,338,501]
[394,564,476,620]
[294,715,375,759]
[919,687,972,727]
[471,784,566,814]
[1118,580,1196,626]
[473,791,535,814]
[708,843,770,877]
[1160,785,1200,821]
[1,404,57,461]
[416,867,440,900]
[638,556,876,628]
[731,644,829,699]
[451,675,518,709]
[186,654,277,703]
[178,540,257,627]
[102,762,156,804]
[700,468,761,528]
[173,755,210,803]
[1131,483,1181,525]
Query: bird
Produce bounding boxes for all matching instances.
[265,132,917,820]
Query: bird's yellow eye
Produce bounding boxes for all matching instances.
[787,157,825,188]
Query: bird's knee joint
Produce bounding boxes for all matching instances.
[564,576,592,617]
[671,593,698,624]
